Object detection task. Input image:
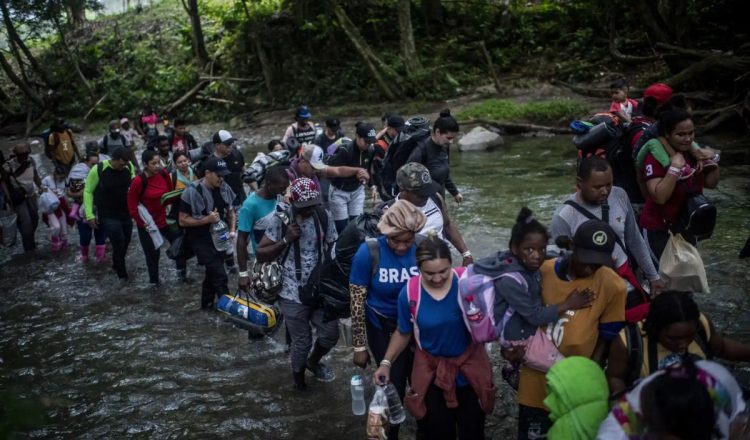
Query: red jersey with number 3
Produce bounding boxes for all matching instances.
[640,153,704,230]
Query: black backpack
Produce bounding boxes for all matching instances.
[378,128,430,201]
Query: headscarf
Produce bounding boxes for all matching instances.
[544,356,610,440]
[377,199,426,236]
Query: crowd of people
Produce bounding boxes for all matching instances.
[0,84,748,440]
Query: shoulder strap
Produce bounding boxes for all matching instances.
[647,329,658,375]
[171,171,178,190]
[625,323,644,386]
[429,193,444,214]
[97,162,103,177]
[407,275,423,350]
[366,237,380,280]
[696,315,713,360]
[564,199,626,252]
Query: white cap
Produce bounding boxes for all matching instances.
[301,144,327,170]
[351,375,363,385]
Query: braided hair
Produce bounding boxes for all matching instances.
[643,290,701,341]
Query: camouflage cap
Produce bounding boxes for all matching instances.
[396,162,441,197]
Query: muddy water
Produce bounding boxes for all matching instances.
[1,126,749,438]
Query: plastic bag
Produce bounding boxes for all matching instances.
[659,232,709,293]
[39,191,60,214]
[366,387,389,440]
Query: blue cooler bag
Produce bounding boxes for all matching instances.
[217,291,280,334]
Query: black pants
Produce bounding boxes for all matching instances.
[100,216,133,279]
[14,198,39,251]
[517,404,552,440]
[137,226,185,284]
[190,235,228,308]
[366,316,415,440]
[419,383,485,440]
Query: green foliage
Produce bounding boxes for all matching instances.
[457,99,590,125]
[0,390,46,439]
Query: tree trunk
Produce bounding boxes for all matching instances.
[397,0,422,77]
[328,1,399,100]
[182,0,210,69]
[239,0,274,103]
[66,0,87,28]
[657,0,689,43]
[52,15,94,100]
[0,51,45,109]
[0,0,53,87]
[633,0,672,43]
[608,13,661,64]
[478,41,502,94]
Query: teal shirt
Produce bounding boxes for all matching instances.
[237,192,278,250]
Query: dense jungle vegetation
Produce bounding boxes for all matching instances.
[0,0,747,133]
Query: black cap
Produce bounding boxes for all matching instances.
[204,156,231,177]
[387,114,405,130]
[355,122,377,144]
[573,220,616,267]
[325,118,340,129]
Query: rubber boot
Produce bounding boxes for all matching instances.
[60,236,69,250]
[293,370,307,391]
[80,245,89,263]
[95,244,106,263]
[51,236,61,252]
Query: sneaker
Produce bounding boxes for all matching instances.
[306,361,335,382]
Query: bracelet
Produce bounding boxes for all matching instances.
[354,346,367,353]
[380,359,392,368]
[667,166,681,177]
[713,153,720,163]
[238,271,249,278]
[461,250,472,258]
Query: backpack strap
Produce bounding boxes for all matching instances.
[492,272,528,344]
[366,237,380,280]
[407,275,423,350]
[625,322,644,387]
[696,314,713,360]
[564,200,627,253]
[647,329,658,376]
[171,170,178,190]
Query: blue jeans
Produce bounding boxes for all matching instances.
[100,216,133,279]
[77,220,106,247]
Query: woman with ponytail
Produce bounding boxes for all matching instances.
[407,109,464,203]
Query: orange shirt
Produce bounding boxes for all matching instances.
[48,130,75,164]
[517,258,626,409]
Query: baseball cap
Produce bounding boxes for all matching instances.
[301,144,327,170]
[120,117,129,125]
[212,129,235,146]
[356,122,377,144]
[290,177,322,208]
[387,114,405,130]
[573,220,616,267]
[643,83,673,107]
[396,162,441,197]
[296,105,312,119]
[204,156,231,177]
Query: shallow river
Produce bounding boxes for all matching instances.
[1,129,749,439]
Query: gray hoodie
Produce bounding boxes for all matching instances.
[473,251,559,342]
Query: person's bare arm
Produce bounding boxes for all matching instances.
[605,338,630,397]
[178,210,217,228]
[439,194,472,265]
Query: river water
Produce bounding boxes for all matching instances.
[1,127,749,438]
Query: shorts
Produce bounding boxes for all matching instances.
[328,185,364,221]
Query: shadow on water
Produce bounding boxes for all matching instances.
[1,133,748,438]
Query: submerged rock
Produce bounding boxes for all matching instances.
[458,126,504,152]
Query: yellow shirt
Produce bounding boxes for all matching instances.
[48,130,75,165]
[517,258,626,409]
[619,313,712,379]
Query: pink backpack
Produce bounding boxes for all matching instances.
[406,267,466,350]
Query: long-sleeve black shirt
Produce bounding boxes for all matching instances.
[407,137,458,197]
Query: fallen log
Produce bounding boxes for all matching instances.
[198,76,261,83]
[551,79,645,99]
[459,118,570,135]
[195,95,249,107]
[24,108,51,136]
[83,93,109,120]
[163,80,209,114]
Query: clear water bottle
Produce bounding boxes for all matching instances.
[351,375,366,415]
[211,219,230,252]
[466,295,482,322]
[382,382,406,424]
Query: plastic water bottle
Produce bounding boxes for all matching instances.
[211,219,230,252]
[382,382,406,424]
[466,295,482,322]
[351,375,366,415]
